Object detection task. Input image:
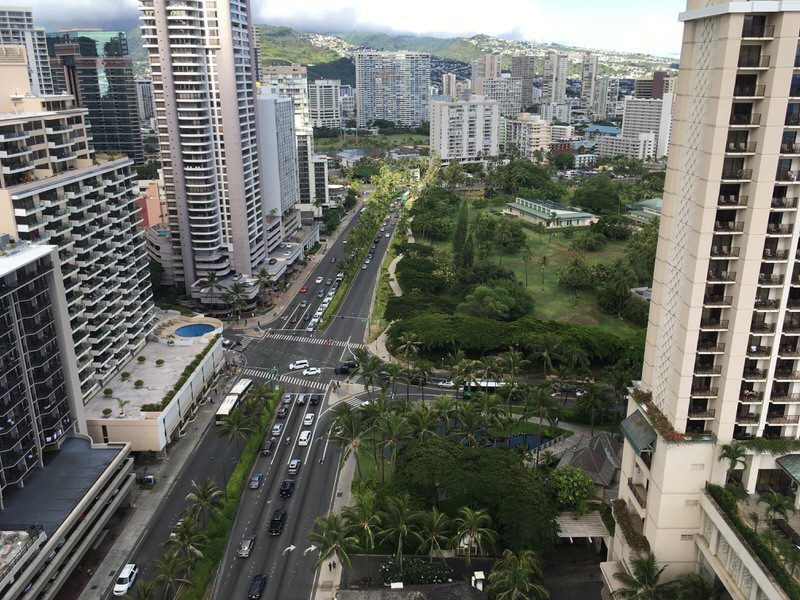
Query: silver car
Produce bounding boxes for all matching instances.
[237,535,256,558]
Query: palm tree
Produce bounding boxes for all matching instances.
[166,518,208,564]
[202,271,224,309]
[380,413,412,482]
[521,244,535,287]
[717,444,747,485]
[530,333,561,379]
[309,512,358,570]
[613,553,675,599]
[676,572,720,600]
[385,362,405,398]
[123,580,159,600]
[475,392,502,427]
[487,549,549,600]
[342,487,381,575]
[228,281,248,320]
[455,402,482,447]
[414,507,451,562]
[407,403,439,442]
[379,493,419,575]
[450,506,498,566]
[412,360,432,401]
[153,551,190,600]
[433,395,456,434]
[495,219,513,267]
[761,490,795,522]
[330,404,369,480]
[185,479,223,528]
[576,384,610,436]
[396,333,421,373]
[540,255,548,290]
[255,267,273,307]
[215,409,253,455]
[252,383,274,411]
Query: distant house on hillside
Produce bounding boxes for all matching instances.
[503,197,599,229]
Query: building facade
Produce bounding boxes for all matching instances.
[470,54,501,96]
[139,0,265,303]
[355,51,431,128]
[0,6,51,95]
[511,55,536,109]
[481,75,522,119]
[429,96,499,164]
[592,76,620,120]
[47,30,144,165]
[580,52,598,110]
[542,51,567,105]
[135,77,154,124]
[505,113,552,161]
[308,78,341,129]
[597,94,672,159]
[441,72,457,98]
[604,4,800,599]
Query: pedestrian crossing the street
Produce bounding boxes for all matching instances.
[241,367,328,391]
[261,331,366,350]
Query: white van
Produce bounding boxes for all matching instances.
[298,430,312,446]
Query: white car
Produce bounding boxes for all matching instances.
[289,359,309,371]
[437,380,456,388]
[303,367,321,376]
[298,430,312,446]
[315,276,324,284]
[303,413,315,426]
[113,564,139,596]
[384,233,390,238]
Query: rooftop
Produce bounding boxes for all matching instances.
[83,338,209,420]
[558,432,623,487]
[336,583,487,600]
[509,197,597,220]
[0,240,55,279]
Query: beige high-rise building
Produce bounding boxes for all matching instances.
[441,72,457,98]
[604,4,800,599]
[308,78,341,129]
[505,113,551,161]
[542,51,567,105]
[470,54,501,96]
[482,74,522,118]
[580,52,598,109]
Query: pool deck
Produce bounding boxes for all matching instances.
[154,315,222,344]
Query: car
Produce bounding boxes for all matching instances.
[260,437,276,455]
[169,518,184,539]
[236,536,256,558]
[288,458,301,475]
[317,290,325,298]
[336,272,345,281]
[314,309,323,319]
[303,367,321,376]
[248,574,267,599]
[283,251,291,256]
[303,413,315,426]
[249,473,263,489]
[344,360,359,369]
[437,380,456,388]
[112,564,139,596]
[303,314,311,321]
[325,278,333,285]
[300,285,308,293]
[280,479,295,498]
[268,508,288,535]
[385,233,391,238]
[309,393,323,406]
[276,405,288,418]
[315,276,324,284]
[349,251,357,259]
[330,256,336,263]
[222,338,232,348]
[361,263,367,270]
[334,364,352,375]
[299,300,308,308]
[290,315,298,324]
[306,323,315,332]
[271,423,284,438]
[365,258,371,264]
[281,393,293,405]
[409,374,427,386]
[289,359,309,371]
[298,430,312,446]
[268,258,277,265]
[380,227,385,232]
[296,394,307,406]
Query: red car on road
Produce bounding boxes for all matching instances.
[299,286,308,293]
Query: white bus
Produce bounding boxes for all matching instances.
[463,379,507,394]
[215,378,253,425]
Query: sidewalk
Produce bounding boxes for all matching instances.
[77,367,241,600]
[387,253,403,297]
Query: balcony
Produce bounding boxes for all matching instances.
[773,371,800,381]
[735,414,760,424]
[770,393,800,403]
[688,408,716,419]
[747,345,771,356]
[720,169,752,182]
[784,322,800,333]
[779,345,800,356]
[752,322,777,334]
[703,295,732,307]
[740,390,763,402]
[710,245,739,258]
[757,274,784,285]
[781,143,800,155]
[772,197,798,209]
[786,115,800,127]
[627,479,648,509]
[717,194,747,208]
[742,24,774,39]
[700,319,728,331]
[729,112,761,125]
[697,342,726,353]
[691,387,719,398]
[766,414,800,424]
[707,270,736,283]
[762,248,789,260]
[743,368,767,380]
[694,365,722,376]
[776,170,800,183]
[725,141,757,154]
[737,55,771,69]
[713,220,745,233]
[766,223,793,236]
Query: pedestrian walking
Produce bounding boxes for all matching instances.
[333,560,337,569]
[328,562,332,571]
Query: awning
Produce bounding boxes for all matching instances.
[556,512,610,542]
[776,454,800,484]
[620,409,657,455]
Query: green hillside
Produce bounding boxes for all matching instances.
[257,25,341,66]
[339,32,482,62]
[308,58,356,87]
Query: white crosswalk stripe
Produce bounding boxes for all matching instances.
[241,367,328,391]
[259,331,366,350]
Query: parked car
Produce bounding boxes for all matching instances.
[112,564,139,596]
[325,278,333,285]
[268,509,287,535]
[236,536,256,558]
[249,473,263,489]
[260,438,275,456]
[288,458,301,475]
[268,258,277,265]
[281,393,293,405]
[248,574,267,599]
[279,479,295,498]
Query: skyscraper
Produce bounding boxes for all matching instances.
[429,96,499,164]
[355,51,431,128]
[0,6,51,94]
[47,30,144,164]
[542,51,567,105]
[511,55,536,109]
[308,79,341,129]
[135,77,154,124]
[580,52,598,110]
[441,72,457,98]
[470,54,501,96]
[603,4,800,599]
[481,75,523,118]
[592,76,620,120]
[139,0,265,304]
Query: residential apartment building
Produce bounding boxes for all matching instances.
[262,64,310,129]
[139,0,265,304]
[0,48,154,400]
[308,78,341,129]
[580,53,598,110]
[482,74,522,118]
[592,76,620,120]
[0,240,134,600]
[429,96,499,164]
[511,55,536,109]
[135,77,154,124]
[506,113,551,161]
[47,30,144,165]
[604,4,800,600]
[634,70,674,99]
[441,72,457,98]
[539,102,571,124]
[542,51,567,105]
[597,94,672,159]
[0,6,51,95]
[470,54,501,95]
[354,51,431,128]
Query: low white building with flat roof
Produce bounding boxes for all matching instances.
[503,197,599,228]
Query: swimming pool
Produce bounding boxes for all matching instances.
[175,323,215,338]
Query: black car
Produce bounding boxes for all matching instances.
[279,479,295,498]
[276,405,288,418]
[344,360,359,369]
[334,364,352,375]
[248,574,267,599]
[308,393,323,406]
[260,438,275,456]
[268,509,287,535]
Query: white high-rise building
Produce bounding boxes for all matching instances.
[482,74,522,118]
[441,72,457,98]
[603,4,800,599]
[139,0,265,305]
[470,54,501,96]
[592,76,620,120]
[597,94,672,159]
[539,102,571,124]
[542,51,567,105]
[0,6,51,94]
[355,51,431,128]
[308,79,341,129]
[429,96,499,164]
[505,113,551,161]
[262,64,310,129]
[580,53,598,109]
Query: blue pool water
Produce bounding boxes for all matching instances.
[175,323,215,337]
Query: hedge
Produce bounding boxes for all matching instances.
[141,334,220,412]
[706,483,800,599]
[611,498,649,553]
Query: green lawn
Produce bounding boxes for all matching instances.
[426,194,644,338]
[314,133,429,151]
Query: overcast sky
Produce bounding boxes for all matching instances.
[23,0,686,57]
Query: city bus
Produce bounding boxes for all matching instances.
[462,380,507,396]
[214,378,252,425]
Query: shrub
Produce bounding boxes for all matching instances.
[121,372,130,380]
[156,359,165,367]
[135,380,144,388]
[103,388,113,397]
[137,356,146,363]
[102,408,112,418]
